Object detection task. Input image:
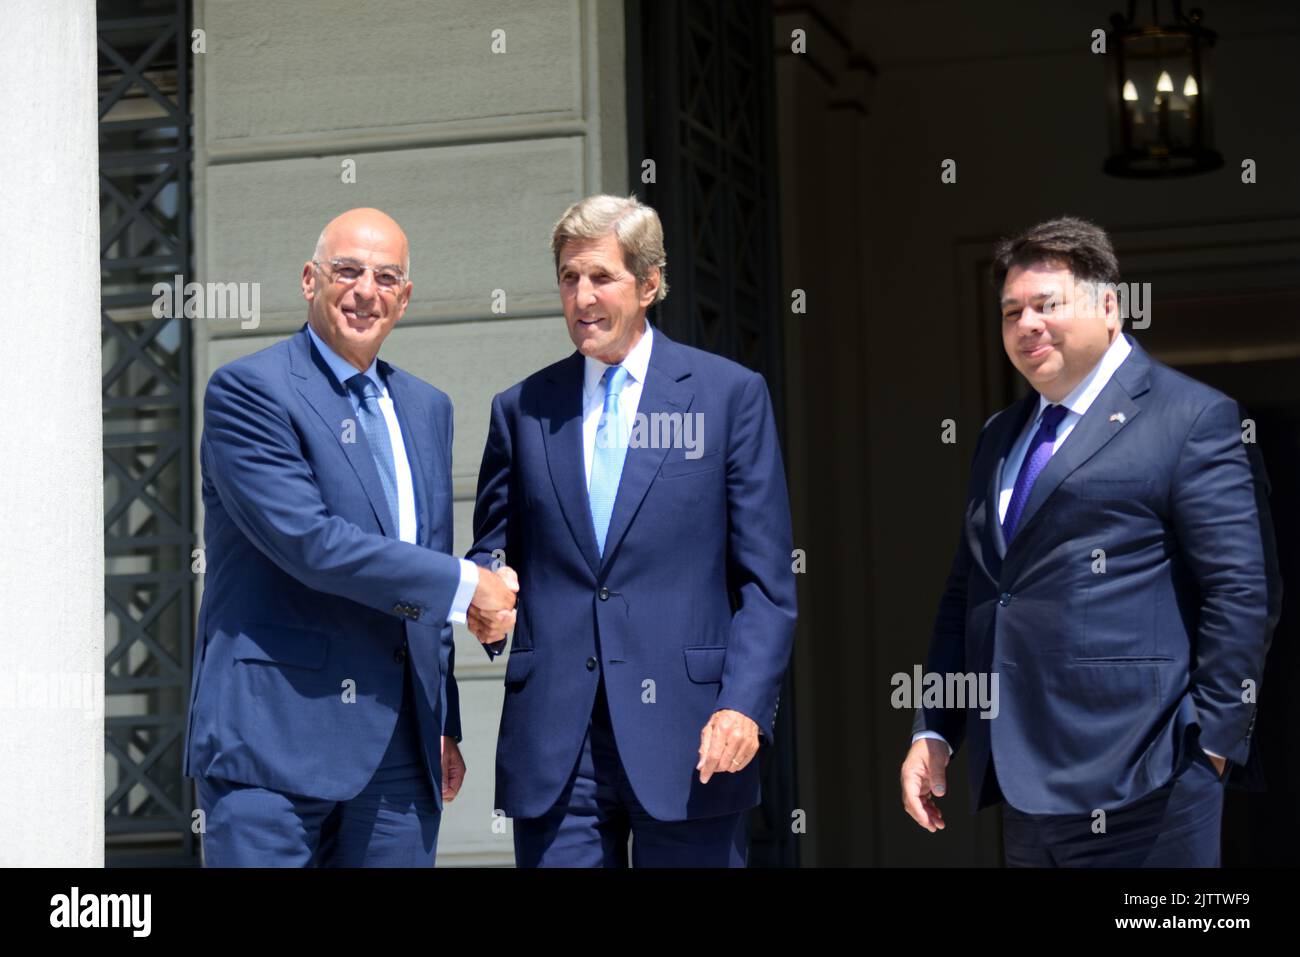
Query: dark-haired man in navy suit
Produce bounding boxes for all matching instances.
[901,216,1275,867]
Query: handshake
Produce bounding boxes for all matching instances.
[467,564,520,646]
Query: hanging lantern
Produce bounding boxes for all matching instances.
[1104,1,1222,177]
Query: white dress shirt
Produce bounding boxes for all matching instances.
[307,324,477,623]
[582,323,654,488]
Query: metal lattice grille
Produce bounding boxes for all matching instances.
[98,0,195,865]
[638,0,782,385]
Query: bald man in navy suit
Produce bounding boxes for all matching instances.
[186,208,519,866]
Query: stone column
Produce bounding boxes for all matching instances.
[0,0,104,867]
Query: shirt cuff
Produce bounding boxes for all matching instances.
[1202,747,1225,760]
[447,559,479,624]
[912,730,953,758]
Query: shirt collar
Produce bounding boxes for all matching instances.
[1036,331,1132,421]
[306,323,386,396]
[583,322,654,398]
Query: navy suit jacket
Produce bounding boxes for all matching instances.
[468,327,798,821]
[184,324,463,805]
[914,334,1274,814]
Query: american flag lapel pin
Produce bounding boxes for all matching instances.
[1109,411,1127,424]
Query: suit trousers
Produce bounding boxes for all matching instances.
[513,680,749,868]
[197,653,440,867]
[1001,727,1225,867]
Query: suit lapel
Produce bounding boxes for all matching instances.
[598,335,693,574]
[289,326,396,537]
[1006,335,1151,550]
[542,353,602,577]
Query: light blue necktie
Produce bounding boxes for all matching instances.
[589,365,630,555]
[345,373,400,535]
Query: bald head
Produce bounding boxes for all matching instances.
[313,207,411,276]
[302,207,414,373]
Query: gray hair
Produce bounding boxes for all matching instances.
[550,194,668,302]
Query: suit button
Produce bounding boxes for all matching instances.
[392,603,403,615]
[394,645,407,663]
[999,592,1012,607]
[598,587,610,601]
[586,657,597,671]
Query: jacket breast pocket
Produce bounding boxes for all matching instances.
[229,624,329,670]
[659,451,723,480]
[1075,478,1152,500]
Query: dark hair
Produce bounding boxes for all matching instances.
[990,216,1120,293]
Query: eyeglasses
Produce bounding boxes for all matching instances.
[312,258,407,292]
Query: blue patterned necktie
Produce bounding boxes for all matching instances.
[589,365,631,555]
[345,373,400,534]
[1002,403,1068,542]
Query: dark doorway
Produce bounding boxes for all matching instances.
[1169,356,1299,867]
